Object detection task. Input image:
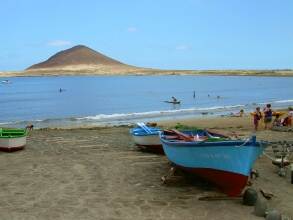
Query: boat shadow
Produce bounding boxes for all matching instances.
[161,165,218,192]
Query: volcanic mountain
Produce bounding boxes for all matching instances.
[26,45,141,74]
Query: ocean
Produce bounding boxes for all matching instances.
[1,75,293,128]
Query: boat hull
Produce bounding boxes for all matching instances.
[160,136,265,196]
[0,136,26,152]
[132,134,164,154]
[130,126,163,154]
[177,166,248,196]
[132,134,161,146]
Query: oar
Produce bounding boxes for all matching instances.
[169,129,194,141]
[137,122,152,134]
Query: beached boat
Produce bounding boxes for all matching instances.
[0,128,28,152]
[130,123,163,154]
[160,130,266,196]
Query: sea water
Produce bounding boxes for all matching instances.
[0,75,293,128]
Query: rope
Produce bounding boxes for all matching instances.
[235,137,251,147]
[263,151,276,161]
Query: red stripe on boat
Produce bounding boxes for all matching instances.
[178,166,248,196]
[0,145,25,152]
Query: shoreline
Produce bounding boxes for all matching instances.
[2,107,291,130]
[1,69,293,77]
[28,108,288,131]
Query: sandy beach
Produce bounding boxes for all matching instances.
[1,115,293,220]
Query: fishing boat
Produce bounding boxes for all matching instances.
[1,80,11,84]
[164,100,181,104]
[130,123,163,154]
[160,129,266,196]
[0,128,28,152]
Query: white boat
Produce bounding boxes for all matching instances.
[130,123,163,154]
[1,80,11,84]
[0,128,27,152]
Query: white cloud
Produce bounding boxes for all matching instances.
[127,27,137,32]
[48,40,72,47]
[175,45,190,50]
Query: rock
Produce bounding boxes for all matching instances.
[243,188,258,206]
[254,197,268,217]
[265,209,281,220]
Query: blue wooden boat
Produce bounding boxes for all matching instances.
[160,130,267,196]
[130,123,163,154]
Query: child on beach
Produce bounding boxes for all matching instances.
[273,114,282,127]
[281,114,292,127]
[230,109,244,117]
[263,104,273,129]
[253,107,262,131]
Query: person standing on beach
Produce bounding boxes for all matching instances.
[263,104,273,129]
[253,107,262,131]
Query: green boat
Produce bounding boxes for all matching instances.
[0,128,28,152]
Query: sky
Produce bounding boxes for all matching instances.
[0,0,292,71]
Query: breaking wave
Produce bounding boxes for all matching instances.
[1,99,292,129]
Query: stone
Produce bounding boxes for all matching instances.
[265,209,281,220]
[242,188,258,206]
[254,197,268,217]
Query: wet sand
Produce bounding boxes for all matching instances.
[1,116,293,220]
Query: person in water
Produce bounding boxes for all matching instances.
[253,107,262,131]
[263,104,273,129]
[171,96,177,102]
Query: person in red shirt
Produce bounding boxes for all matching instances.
[263,104,273,129]
[253,107,262,131]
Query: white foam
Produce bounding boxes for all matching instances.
[273,99,293,104]
[76,104,246,122]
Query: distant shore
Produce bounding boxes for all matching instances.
[1,67,293,77]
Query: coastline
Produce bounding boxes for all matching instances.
[1,68,293,77]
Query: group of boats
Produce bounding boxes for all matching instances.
[130,123,267,197]
[1,122,267,196]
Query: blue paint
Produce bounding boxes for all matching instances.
[160,134,266,176]
[130,126,161,137]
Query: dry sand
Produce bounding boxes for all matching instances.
[1,115,293,220]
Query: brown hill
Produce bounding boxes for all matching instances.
[27,45,126,70]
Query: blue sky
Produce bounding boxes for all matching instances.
[0,0,292,71]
